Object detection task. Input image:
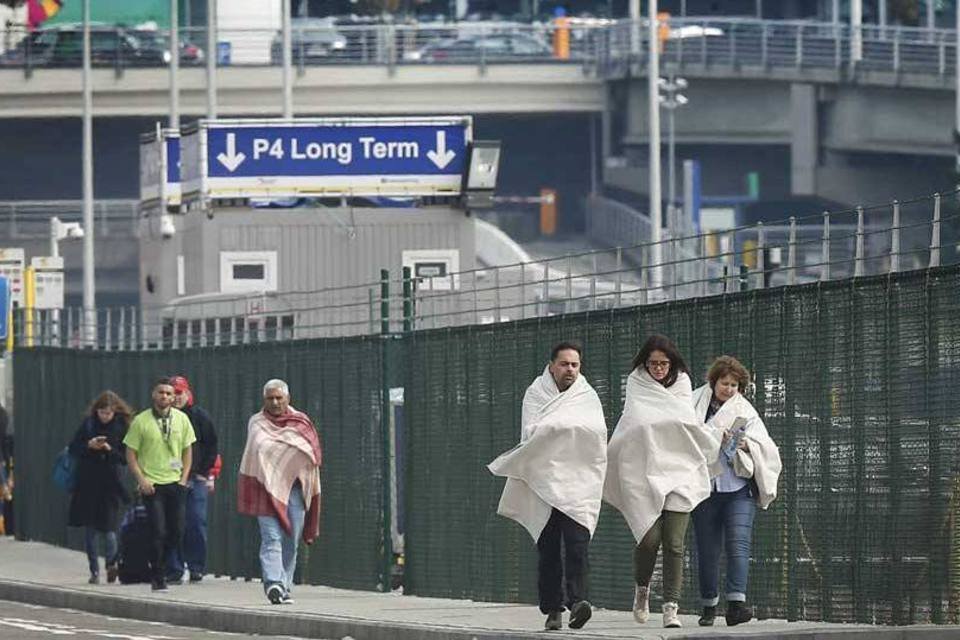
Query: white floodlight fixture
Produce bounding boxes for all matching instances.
[462,140,502,209]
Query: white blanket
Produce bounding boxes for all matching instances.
[488,366,608,541]
[692,385,782,509]
[603,370,720,543]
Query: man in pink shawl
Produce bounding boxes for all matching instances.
[238,379,321,605]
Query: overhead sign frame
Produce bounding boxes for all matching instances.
[181,116,473,200]
[139,126,181,208]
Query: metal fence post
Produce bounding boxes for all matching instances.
[854,206,865,277]
[615,247,623,308]
[890,200,901,273]
[379,275,393,595]
[756,221,766,289]
[368,288,375,334]
[760,21,768,67]
[893,27,901,73]
[725,230,737,293]
[380,269,390,334]
[821,211,831,281]
[494,266,501,322]
[541,262,549,318]
[519,262,526,320]
[787,216,797,286]
[699,232,708,297]
[930,193,942,268]
[402,266,413,333]
[795,24,803,68]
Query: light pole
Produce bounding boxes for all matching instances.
[81,0,95,345]
[648,0,662,291]
[170,0,180,129]
[281,0,293,118]
[659,75,688,230]
[206,0,218,119]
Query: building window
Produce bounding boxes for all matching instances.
[220,251,278,293]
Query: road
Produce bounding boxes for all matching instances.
[0,599,321,639]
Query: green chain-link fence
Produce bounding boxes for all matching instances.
[403,266,960,624]
[13,266,960,623]
[14,336,386,591]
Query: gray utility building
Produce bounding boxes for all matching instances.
[139,202,477,343]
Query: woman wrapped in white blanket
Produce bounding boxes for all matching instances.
[603,334,720,629]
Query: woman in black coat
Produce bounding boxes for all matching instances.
[68,390,133,583]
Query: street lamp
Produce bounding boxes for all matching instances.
[50,217,85,259]
[658,75,688,234]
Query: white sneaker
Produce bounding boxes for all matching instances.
[662,602,681,628]
[633,585,650,623]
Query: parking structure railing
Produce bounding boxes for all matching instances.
[14,189,959,351]
[2,18,958,79]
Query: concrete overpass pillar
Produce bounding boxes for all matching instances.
[790,83,818,197]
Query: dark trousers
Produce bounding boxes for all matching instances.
[166,476,209,577]
[142,483,186,582]
[536,508,590,614]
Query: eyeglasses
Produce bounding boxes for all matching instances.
[646,360,671,369]
[159,415,171,440]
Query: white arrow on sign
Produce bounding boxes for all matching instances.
[426,131,456,170]
[216,133,246,172]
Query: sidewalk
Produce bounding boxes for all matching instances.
[0,538,956,640]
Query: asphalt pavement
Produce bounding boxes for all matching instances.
[0,537,958,640]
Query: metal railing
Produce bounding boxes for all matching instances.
[2,19,957,79]
[0,200,140,238]
[14,189,959,351]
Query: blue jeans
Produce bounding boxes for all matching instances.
[257,483,305,594]
[84,527,118,576]
[692,485,756,606]
[166,476,208,577]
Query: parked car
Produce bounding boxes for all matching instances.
[132,29,204,66]
[0,23,198,68]
[403,31,552,63]
[269,17,348,65]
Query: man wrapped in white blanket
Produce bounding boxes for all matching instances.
[488,341,607,632]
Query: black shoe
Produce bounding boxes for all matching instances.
[105,564,118,584]
[699,605,716,626]
[544,611,562,631]
[189,572,203,583]
[266,584,284,605]
[151,578,168,592]
[87,573,99,585]
[166,576,183,586]
[568,600,593,630]
[725,601,753,626]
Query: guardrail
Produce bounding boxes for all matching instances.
[2,19,957,79]
[15,189,958,350]
[0,200,139,238]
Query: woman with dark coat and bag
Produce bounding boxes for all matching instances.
[68,391,133,584]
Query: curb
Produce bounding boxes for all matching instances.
[0,579,958,640]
